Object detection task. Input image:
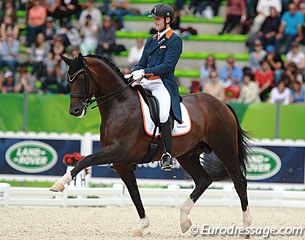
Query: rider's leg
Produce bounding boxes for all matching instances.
[142,79,173,171]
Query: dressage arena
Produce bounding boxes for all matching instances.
[0,205,304,240]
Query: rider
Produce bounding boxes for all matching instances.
[131,3,183,171]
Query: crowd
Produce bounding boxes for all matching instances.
[0,0,304,104]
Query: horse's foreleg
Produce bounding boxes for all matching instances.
[112,164,150,237]
[50,145,121,192]
[177,150,212,233]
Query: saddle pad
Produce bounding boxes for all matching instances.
[138,92,191,137]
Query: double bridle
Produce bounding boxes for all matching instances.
[67,58,133,109]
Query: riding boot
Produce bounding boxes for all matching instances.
[160,119,173,171]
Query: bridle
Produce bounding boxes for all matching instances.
[67,57,133,109]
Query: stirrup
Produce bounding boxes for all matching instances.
[160,153,173,171]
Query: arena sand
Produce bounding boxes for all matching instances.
[0,206,304,240]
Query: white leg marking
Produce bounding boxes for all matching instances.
[132,214,150,237]
[243,206,252,228]
[180,197,194,233]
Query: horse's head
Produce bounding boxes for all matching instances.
[61,53,96,118]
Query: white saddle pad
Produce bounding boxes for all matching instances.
[138,92,191,137]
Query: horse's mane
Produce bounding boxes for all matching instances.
[86,54,126,81]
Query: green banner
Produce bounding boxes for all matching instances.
[0,94,304,139]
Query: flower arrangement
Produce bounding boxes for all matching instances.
[62,152,85,166]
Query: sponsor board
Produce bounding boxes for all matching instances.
[246,147,282,180]
[5,141,58,173]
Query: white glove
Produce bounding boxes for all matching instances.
[131,69,145,82]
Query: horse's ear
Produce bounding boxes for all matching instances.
[60,54,72,66]
[78,52,84,60]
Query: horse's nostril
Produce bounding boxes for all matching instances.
[70,108,80,115]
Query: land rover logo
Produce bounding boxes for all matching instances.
[246,147,281,180]
[6,141,58,173]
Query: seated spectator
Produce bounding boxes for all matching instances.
[204,70,224,101]
[96,16,116,59]
[290,81,305,103]
[275,2,304,54]
[199,54,217,85]
[220,56,243,87]
[189,80,202,93]
[258,7,281,48]
[14,66,33,93]
[249,39,266,73]
[57,19,82,48]
[0,14,19,40]
[190,0,220,19]
[251,0,281,33]
[26,0,47,47]
[80,14,98,55]
[254,59,274,101]
[218,0,246,35]
[107,0,129,30]
[127,38,144,68]
[47,0,81,23]
[264,45,284,84]
[270,80,291,104]
[1,0,17,24]
[1,70,14,93]
[79,0,102,28]
[0,32,19,74]
[284,61,304,85]
[45,16,56,45]
[285,42,305,71]
[238,73,261,103]
[29,32,50,81]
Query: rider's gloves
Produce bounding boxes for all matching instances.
[131,69,145,82]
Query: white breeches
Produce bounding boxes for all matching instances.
[140,78,171,123]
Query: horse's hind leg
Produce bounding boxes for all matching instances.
[176,148,212,233]
[112,164,150,237]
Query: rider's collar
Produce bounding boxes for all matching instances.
[158,27,171,39]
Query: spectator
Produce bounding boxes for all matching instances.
[29,32,50,81]
[199,54,217,85]
[249,39,266,73]
[57,19,82,48]
[218,0,246,35]
[220,56,243,87]
[284,61,304,85]
[189,80,202,93]
[14,66,33,93]
[2,70,14,93]
[1,0,17,23]
[26,0,47,47]
[264,45,284,84]
[204,70,224,101]
[254,59,274,101]
[237,73,261,103]
[296,0,305,15]
[258,7,281,48]
[275,2,304,54]
[96,16,116,58]
[45,16,56,45]
[251,0,281,33]
[285,42,305,72]
[270,80,290,104]
[0,32,19,74]
[290,81,305,103]
[79,0,102,28]
[107,0,129,30]
[127,38,144,68]
[80,14,98,55]
[0,14,19,40]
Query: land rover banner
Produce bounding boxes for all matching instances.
[91,141,305,183]
[0,138,80,176]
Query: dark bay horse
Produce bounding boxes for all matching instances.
[50,53,252,236]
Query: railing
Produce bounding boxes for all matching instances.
[1,183,305,208]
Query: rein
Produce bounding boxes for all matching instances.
[68,57,134,109]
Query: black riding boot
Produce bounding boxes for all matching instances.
[160,119,173,171]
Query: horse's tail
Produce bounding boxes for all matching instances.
[226,104,249,176]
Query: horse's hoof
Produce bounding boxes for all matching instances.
[131,229,143,237]
[180,219,192,233]
[49,182,65,192]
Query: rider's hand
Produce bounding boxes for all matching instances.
[131,69,144,82]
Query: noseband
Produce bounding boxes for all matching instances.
[67,57,134,109]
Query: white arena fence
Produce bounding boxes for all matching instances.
[1,182,305,208]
